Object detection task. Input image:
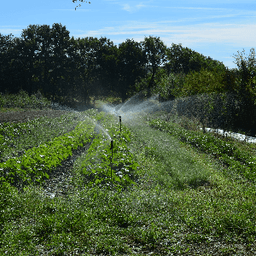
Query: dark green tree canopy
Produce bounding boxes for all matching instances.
[166,43,225,74]
[1,23,231,106]
[117,39,146,101]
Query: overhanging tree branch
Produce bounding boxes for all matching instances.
[72,0,91,10]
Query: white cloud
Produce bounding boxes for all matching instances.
[121,3,146,12]
[122,4,132,12]
[169,23,256,47]
[104,0,148,12]
[77,21,256,49]
[0,26,23,36]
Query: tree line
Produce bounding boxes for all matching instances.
[149,48,256,135]
[0,23,224,104]
[1,23,255,134]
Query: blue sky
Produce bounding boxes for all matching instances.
[1,0,256,68]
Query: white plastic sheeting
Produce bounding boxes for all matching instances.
[201,128,256,143]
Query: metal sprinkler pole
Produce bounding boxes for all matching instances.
[119,116,122,132]
[110,140,114,181]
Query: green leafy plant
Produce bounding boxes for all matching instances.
[74,112,139,191]
[0,112,89,161]
[0,118,95,185]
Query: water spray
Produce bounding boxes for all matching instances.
[119,116,122,132]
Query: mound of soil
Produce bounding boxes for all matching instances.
[0,109,69,123]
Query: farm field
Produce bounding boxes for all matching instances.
[1,102,256,255]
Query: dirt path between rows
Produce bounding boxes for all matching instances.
[42,143,91,198]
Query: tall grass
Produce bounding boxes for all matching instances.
[129,123,211,190]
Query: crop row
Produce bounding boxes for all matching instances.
[0,117,96,185]
[0,112,88,161]
[74,112,139,190]
[0,90,51,109]
[150,119,256,182]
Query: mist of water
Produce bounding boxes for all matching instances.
[102,92,256,143]
[50,93,256,143]
[75,113,112,141]
[102,94,161,123]
[94,122,112,140]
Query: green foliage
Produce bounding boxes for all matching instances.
[2,26,238,110]
[232,48,256,132]
[151,70,186,100]
[147,46,256,135]
[74,112,139,191]
[142,36,168,97]
[1,28,155,105]
[0,182,19,231]
[117,39,147,101]
[167,43,226,74]
[0,90,51,109]
[150,67,227,100]
[0,116,95,185]
[0,112,87,161]
[150,118,256,182]
[129,122,211,190]
[181,68,226,96]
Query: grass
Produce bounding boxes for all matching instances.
[126,118,256,254]
[149,116,256,183]
[1,96,256,254]
[129,123,211,190]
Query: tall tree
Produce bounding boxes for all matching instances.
[233,48,256,133]
[142,36,167,97]
[117,39,146,101]
[49,24,71,99]
[166,43,225,74]
[64,36,86,104]
[0,34,17,93]
[34,25,53,93]
[20,25,48,94]
[94,37,118,96]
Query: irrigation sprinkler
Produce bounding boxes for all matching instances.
[110,139,114,151]
[119,116,122,132]
[110,140,114,181]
